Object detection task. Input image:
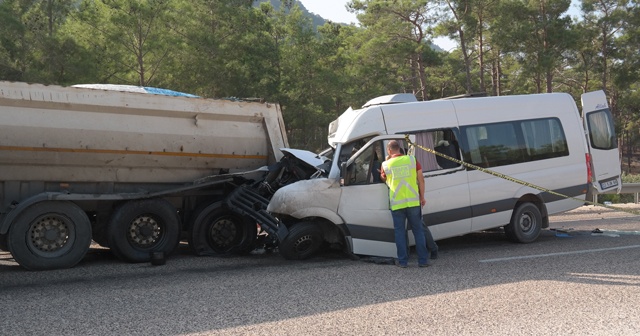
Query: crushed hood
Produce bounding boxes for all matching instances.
[279,148,330,169]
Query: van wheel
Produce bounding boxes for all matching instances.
[505,202,542,243]
[187,202,257,255]
[279,222,324,260]
[107,199,180,263]
[8,201,92,270]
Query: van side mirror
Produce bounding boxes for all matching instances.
[340,162,348,186]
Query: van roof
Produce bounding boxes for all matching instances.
[435,92,488,100]
[362,93,418,108]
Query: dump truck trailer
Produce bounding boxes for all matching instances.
[0,81,290,270]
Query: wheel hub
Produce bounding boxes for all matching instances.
[128,215,161,248]
[44,228,58,241]
[294,234,313,252]
[139,225,153,237]
[520,214,533,232]
[209,218,238,247]
[30,216,69,252]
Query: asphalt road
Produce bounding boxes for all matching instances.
[1,205,640,336]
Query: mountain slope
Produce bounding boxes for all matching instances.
[255,0,445,52]
[255,0,327,27]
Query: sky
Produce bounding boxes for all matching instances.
[297,0,457,50]
[298,0,358,25]
[297,0,583,52]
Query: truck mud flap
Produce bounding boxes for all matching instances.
[225,186,288,242]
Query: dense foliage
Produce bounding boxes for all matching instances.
[0,0,638,161]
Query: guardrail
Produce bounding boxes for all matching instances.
[595,183,640,203]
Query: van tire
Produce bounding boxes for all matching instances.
[279,222,324,260]
[506,202,542,243]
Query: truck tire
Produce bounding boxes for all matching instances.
[7,201,92,271]
[107,199,180,263]
[188,202,257,256]
[278,222,324,260]
[505,202,542,243]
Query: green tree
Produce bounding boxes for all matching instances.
[0,0,92,84]
[437,0,476,92]
[349,0,439,100]
[0,0,27,80]
[580,0,628,93]
[270,4,336,149]
[315,23,360,118]
[492,0,575,93]
[557,19,600,95]
[165,0,277,98]
[471,0,500,94]
[73,0,179,86]
[607,0,639,170]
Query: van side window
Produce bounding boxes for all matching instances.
[462,117,568,168]
[586,110,617,150]
[339,136,374,167]
[415,129,461,171]
[345,140,386,185]
[521,119,568,160]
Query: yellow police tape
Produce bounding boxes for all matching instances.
[404,134,640,217]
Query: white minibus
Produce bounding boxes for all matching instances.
[267,91,622,259]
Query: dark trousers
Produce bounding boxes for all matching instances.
[421,210,438,253]
[423,221,438,252]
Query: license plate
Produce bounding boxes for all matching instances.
[600,179,619,189]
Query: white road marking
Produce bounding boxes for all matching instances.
[550,215,640,222]
[479,244,640,263]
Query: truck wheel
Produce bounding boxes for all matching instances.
[188,202,257,255]
[278,222,324,260]
[505,202,542,243]
[107,199,180,263]
[7,201,92,271]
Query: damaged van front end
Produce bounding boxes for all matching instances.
[265,147,352,260]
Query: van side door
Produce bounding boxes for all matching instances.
[413,129,472,240]
[338,131,471,259]
[581,91,622,193]
[338,137,398,258]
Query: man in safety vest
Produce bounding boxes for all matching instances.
[380,140,430,268]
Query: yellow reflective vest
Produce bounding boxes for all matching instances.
[382,155,420,210]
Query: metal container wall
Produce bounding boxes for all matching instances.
[0,82,288,184]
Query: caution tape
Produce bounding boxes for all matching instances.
[404,134,640,217]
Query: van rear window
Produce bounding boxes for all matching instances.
[586,110,617,150]
[462,117,568,168]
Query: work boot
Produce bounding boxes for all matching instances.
[430,249,439,260]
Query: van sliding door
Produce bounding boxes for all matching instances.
[581,91,622,193]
